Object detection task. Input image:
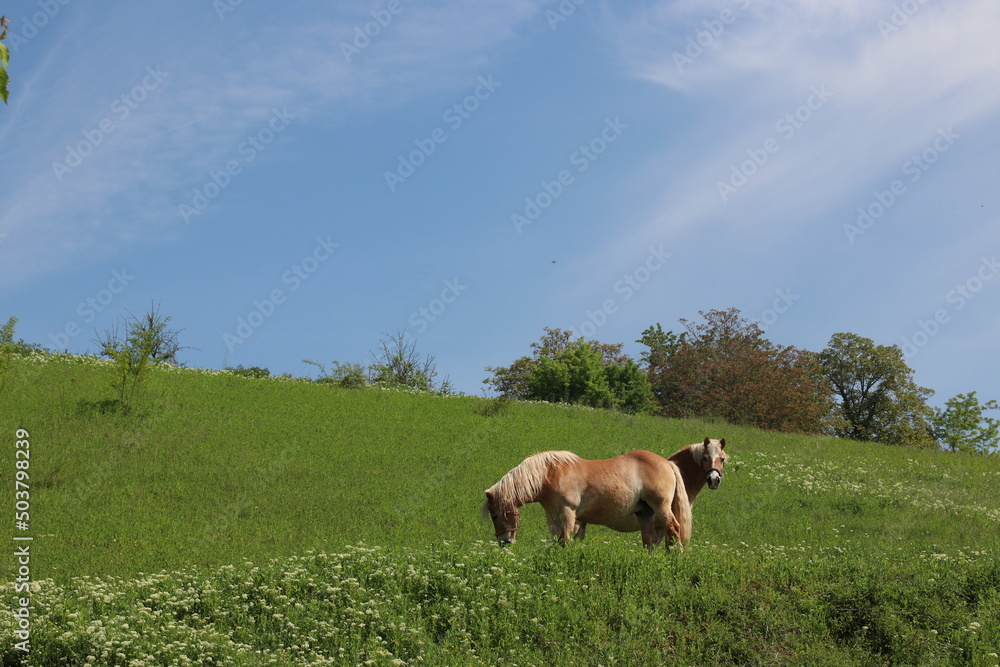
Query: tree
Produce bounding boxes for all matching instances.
[303,359,367,389]
[485,328,653,413]
[637,324,686,371]
[603,356,656,415]
[818,332,935,447]
[0,315,17,394]
[527,343,612,408]
[369,330,451,393]
[929,392,999,455]
[1,16,10,104]
[484,327,633,400]
[137,302,186,364]
[642,309,832,433]
[526,341,653,413]
[94,304,186,413]
[227,365,272,379]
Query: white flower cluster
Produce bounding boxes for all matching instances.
[741,452,1000,524]
[0,543,562,665]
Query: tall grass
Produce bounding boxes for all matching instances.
[1,354,998,664]
[2,541,997,665]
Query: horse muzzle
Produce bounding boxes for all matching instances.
[497,536,515,547]
[706,468,723,490]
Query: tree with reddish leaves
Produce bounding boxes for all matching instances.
[640,308,833,434]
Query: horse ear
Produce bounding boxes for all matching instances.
[484,491,493,502]
[720,438,726,450]
[703,437,710,446]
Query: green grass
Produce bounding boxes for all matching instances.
[1,354,999,665]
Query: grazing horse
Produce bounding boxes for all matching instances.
[481,437,727,550]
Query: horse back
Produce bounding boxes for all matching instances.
[621,449,678,482]
[544,449,675,508]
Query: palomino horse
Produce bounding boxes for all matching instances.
[481,437,726,550]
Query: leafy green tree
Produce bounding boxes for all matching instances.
[483,354,536,400]
[485,328,653,413]
[527,342,614,408]
[1,16,10,104]
[818,332,935,447]
[484,327,633,400]
[642,309,832,433]
[637,324,686,368]
[525,341,653,413]
[930,392,999,455]
[603,357,656,414]
[637,323,687,409]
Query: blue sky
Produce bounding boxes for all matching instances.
[2,0,998,406]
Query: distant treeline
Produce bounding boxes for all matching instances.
[483,308,998,455]
[2,307,996,454]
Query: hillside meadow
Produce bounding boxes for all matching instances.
[0,354,998,665]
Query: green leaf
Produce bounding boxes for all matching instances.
[0,41,9,67]
[0,67,8,104]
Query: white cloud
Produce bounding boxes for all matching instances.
[0,1,543,288]
[598,0,1000,249]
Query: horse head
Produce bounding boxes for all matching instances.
[482,491,520,546]
[700,437,727,490]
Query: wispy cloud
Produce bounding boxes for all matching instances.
[598,0,1000,248]
[0,1,543,288]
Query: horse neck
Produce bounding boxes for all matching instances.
[492,451,574,509]
[670,447,706,504]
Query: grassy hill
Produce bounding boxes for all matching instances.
[1,354,998,665]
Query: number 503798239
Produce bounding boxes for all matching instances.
[15,429,30,526]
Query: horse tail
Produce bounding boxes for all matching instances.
[670,461,693,544]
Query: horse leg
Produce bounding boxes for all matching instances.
[546,505,577,546]
[631,501,655,550]
[640,492,679,551]
[637,510,658,550]
[662,516,682,551]
[574,521,587,541]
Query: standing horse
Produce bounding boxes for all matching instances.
[481,437,727,550]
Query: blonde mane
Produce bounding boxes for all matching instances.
[483,451,580,513]
[685,439,705,462]
[680,438,725,463]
